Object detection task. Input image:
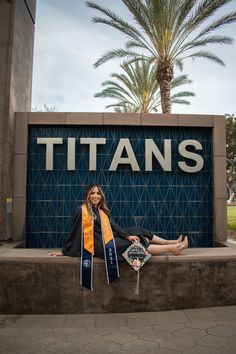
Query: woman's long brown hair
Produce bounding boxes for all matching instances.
[84,184,110,218]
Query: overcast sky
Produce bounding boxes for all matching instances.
[32,0,236,115]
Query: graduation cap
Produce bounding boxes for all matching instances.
[122,241,151,295]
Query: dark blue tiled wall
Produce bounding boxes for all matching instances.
[26,125,213,248]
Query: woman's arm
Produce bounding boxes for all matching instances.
[48,251,63,256]
[110,217,140,242]
[126,235,140,242]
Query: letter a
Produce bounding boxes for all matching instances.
[109,139,140,171]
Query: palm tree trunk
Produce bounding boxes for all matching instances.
[156,60,173,114]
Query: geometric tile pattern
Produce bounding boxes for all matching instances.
[26,126,213,248]
[1,306,236,353]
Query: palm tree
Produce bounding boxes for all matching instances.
[87,0,236,114]
[95,60,195,113]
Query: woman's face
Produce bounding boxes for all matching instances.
[89,186,102,207]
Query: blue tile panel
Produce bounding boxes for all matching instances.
[26,126,213,248]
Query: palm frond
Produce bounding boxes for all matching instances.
[177,35,233,57]
[185,35,233,49]
[87,1,153,55]
[106,102,136,110]
[171,91,195,98]
[171,75,192,87]
[122,0,154,38]
[186,50,225,66]
[198,11,236,37]
[123,55,153,66]
[171,99,191,105]
[174,0,196,32]
[125,40,156,56]
[95,60,194,113]
[94,49,139,67]
[174,58,184,71]
[88,0,235,113]
[187,0,232,32]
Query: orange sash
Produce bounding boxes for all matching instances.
[81,204,94,255]
[82,204,113,254]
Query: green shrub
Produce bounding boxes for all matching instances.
[227,206,236,231]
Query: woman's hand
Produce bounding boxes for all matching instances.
[127,235,140,243]
[48,251,63,256]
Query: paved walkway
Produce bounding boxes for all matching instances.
[1,306,236,354]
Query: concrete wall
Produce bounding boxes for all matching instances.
[1,254,236,314]
[0,0,36,240]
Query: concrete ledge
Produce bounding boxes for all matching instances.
[1,246,236,314]
[28,112,66,124]
[66,112,103,125]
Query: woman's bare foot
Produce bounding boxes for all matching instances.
[172,237,188,255]
[184,236,188,249]
[166,235,185,245]
[177,234,183,243]
[172,242,185,255]
[166,234,184,245]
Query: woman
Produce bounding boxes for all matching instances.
[49,184,188,289]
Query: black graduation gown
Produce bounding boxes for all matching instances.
[62,206,153,261]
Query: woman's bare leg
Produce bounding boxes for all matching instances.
[150,234,183,245]
[147,237,188,255]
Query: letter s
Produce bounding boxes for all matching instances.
[178,140,204,173]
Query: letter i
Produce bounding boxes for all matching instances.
[68,138,76,170]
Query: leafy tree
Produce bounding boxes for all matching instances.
[87,0,236,114]
[226,113,236,202]
[95,60,194,113]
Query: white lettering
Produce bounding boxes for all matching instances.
[145,139,171,171]
[109,139,140,171]
[37,137,63,171]
[80,138,106,171]
[36,137,204,173]
[67,138,76,171]
[178,140,204,173]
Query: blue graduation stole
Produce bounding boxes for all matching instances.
[80,204,119,290]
